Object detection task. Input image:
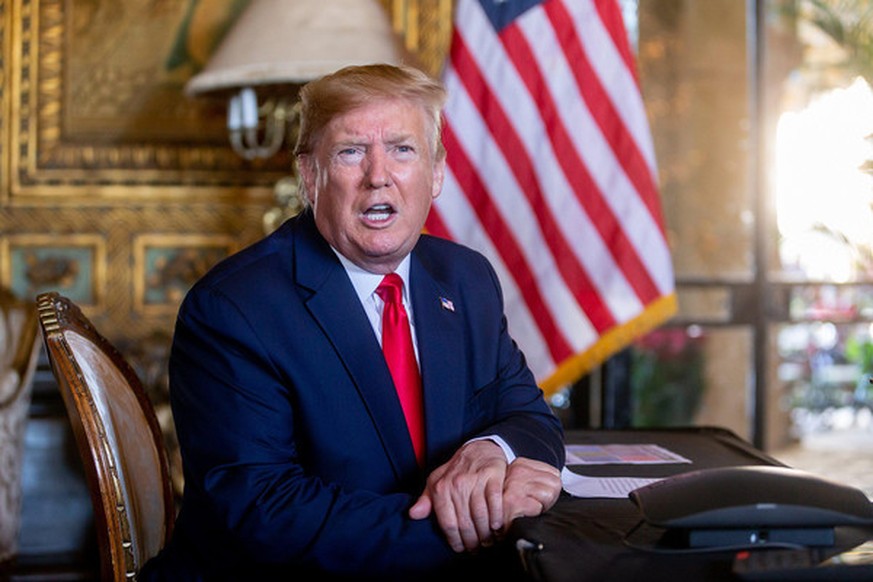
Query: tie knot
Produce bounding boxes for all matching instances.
[376,273,404,305]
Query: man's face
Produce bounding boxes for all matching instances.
[299,98,445,274]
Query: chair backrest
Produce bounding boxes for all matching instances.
[0,288,40,562]
[36,292,174,581]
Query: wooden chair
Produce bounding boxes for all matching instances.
[0,289,40,564]
[36,292,174,581]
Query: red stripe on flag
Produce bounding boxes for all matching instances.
[451,28,617,333]
[442,123,573,362]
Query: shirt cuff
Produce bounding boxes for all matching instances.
[469,435,517,463]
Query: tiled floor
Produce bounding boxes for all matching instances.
[769,424,873,499]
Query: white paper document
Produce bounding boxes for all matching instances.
[560,443,690,498]
[565,443,692,465]
[561,467,662,499]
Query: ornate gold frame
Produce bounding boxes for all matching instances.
[5,0,453,203]
[1,233,106,307]
[1,0,9,199]
[133,234,239,316]
[384,0,454,77]
[7,0,285,201]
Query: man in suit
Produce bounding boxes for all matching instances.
[143,64,564,581]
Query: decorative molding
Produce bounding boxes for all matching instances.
[6,0,455,201]
[6,0,453,201]
[385,0,454,77]
[1,0,7,201]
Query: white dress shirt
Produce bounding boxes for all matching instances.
[334,252,419,360]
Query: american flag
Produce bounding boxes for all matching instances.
[426,0,677,396]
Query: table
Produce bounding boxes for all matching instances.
[508,427,873,582]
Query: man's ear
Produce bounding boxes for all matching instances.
[431,154,446,200]
[297,155,317,205]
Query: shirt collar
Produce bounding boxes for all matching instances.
[332,250,412,306]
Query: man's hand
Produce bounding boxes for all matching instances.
[408,441,563,553]
[408,440,507,552]
[499,457,561,532]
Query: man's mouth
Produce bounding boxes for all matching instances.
[363,203,396,222]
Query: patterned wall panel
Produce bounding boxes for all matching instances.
[0,203,266,341]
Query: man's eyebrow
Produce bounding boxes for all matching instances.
[385,133,416,145]
[330,138,367,150]
[330,132,417,149]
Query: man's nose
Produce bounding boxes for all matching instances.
[365,151,392,188]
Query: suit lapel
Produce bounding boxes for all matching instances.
[292,214,418,477]
[410,253,467,462]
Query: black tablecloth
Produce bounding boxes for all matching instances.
[508,427,873,582]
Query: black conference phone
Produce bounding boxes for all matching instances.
[629,465,873,549]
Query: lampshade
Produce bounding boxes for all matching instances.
[185,0,405,96]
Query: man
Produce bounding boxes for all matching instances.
[143,64,564,581]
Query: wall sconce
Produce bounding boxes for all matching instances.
[184,0,405,229]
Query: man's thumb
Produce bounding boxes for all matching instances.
[408,493,432,520]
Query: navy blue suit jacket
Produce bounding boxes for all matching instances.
[146,211,564,580]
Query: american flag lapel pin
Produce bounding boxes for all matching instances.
[439,296,455,312]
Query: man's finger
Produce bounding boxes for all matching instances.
[468,479,497,547]
[500,458,563,528]
[420,440,509,552]
[485,473,504,532]
[408,492,433,520]
[430,484,465,552]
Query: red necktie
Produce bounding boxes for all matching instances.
[376,273,425,465]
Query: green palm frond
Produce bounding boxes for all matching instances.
[807,0,873,83]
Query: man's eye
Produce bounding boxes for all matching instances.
[336,148,364,162]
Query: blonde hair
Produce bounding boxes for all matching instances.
[294,64,447,160]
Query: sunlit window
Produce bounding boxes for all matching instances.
[773,1,873,457]
[776,77,873,282]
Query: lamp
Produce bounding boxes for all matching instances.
[185,0,406,230]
